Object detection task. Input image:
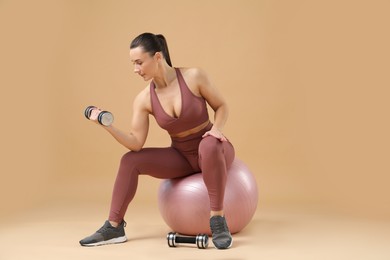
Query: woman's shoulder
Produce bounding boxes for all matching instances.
[177,67,212,96]
[135,84,151,99]
[133,84,152,112]
[178,67,210,85]
[178,67,207,77]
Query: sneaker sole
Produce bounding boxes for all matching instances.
[213,237,233,249]
[81,236,127,247]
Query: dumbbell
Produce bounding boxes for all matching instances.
[84,106,114,126]
[167,232,209,249]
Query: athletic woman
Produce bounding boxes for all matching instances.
[79,32,235,249]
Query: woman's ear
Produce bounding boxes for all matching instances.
[154,51,163,62]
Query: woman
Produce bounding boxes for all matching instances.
[79,32,235,249]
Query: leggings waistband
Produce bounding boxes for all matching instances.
[170,122,213,154]
[170,122,213,143]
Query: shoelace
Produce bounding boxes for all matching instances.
[97,226,112,234]
[97,221,126,234]
[211,219,227,233]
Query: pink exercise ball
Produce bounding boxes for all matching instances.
[158,158,258,236]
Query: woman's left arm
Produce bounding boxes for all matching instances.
[195,68,229,141]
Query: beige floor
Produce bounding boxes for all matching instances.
[1,201,390,260]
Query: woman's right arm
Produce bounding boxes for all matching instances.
[100,90,149,151]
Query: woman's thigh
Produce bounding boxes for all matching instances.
[121,147,197,179]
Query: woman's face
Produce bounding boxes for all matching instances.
[129,47,159,81]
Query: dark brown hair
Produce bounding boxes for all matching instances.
[130,33,172,67]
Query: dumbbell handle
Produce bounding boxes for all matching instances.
[175,236,197,244]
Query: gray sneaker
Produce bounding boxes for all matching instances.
[210,216,233,249]
[79,220,127,246]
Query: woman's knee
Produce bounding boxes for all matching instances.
[119,150,145,168]
[199,136,223,157]
[120,151,136,164]
[199,136,235,168]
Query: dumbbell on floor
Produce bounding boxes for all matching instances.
[84,106,114,126]
[167,232,209,249]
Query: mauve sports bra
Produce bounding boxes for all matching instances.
[150,68,209,136]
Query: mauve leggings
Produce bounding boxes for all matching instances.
[108,123,235,223]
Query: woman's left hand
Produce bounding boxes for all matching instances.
[202,127,227,142]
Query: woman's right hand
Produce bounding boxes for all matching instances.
[88,107,103,125]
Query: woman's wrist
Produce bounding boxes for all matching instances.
[212,125,223,132]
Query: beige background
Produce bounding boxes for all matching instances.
[1,0,390,259]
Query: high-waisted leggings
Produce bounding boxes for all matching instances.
[108,122,235,223]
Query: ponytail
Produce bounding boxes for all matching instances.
[155,34,172,67]
[130,32,172,67]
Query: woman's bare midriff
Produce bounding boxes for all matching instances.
[170,120,210,138]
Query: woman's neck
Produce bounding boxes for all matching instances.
[153,63,176,89]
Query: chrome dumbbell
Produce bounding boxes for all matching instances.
[84,106,114,126]
[167,232,209,249]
